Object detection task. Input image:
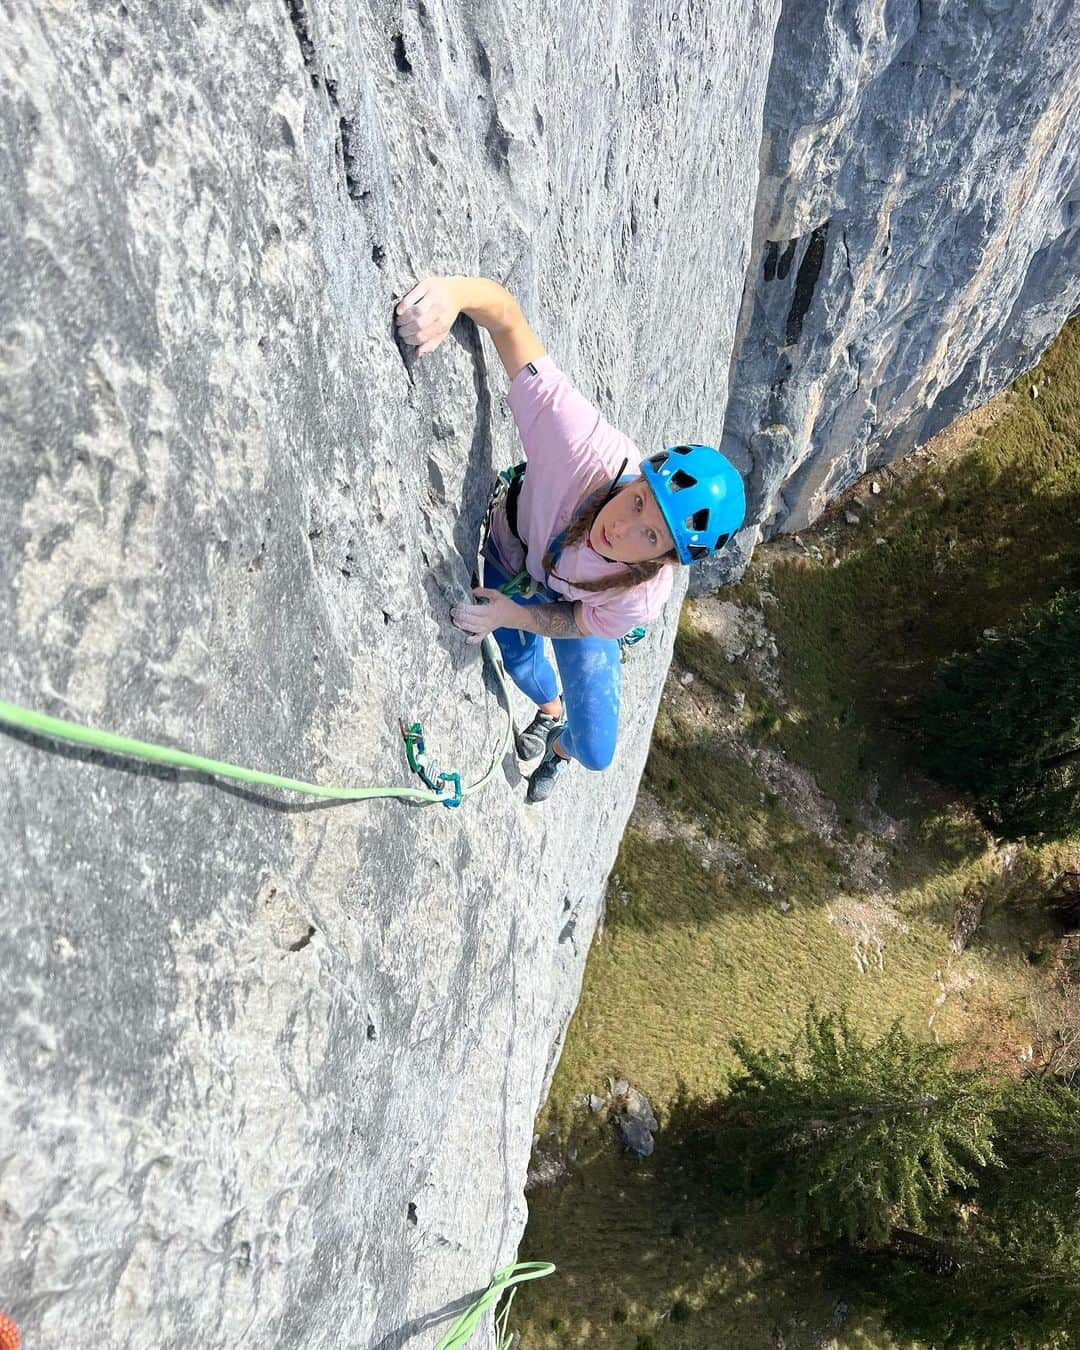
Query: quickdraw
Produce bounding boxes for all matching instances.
[495,567,551,602]
[398,720,464,808]
[618,625,647,660]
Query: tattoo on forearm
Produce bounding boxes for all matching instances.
[527,603,584,639]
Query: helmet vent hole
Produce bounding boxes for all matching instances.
[670,470,697,491]
[688,543,711,560]
[688,509,710,532]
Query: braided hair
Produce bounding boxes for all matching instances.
[542,477,678,595]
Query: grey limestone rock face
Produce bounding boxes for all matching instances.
[690,0,1080,594]
[0,2,776,1346]
[2,0,1076,1343]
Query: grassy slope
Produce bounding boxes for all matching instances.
[510,320,1080,1350]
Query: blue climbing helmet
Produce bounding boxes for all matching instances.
[639,444,747,564]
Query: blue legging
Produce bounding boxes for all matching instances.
[482,554,622,772]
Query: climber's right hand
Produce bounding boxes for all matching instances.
[394,276,461,358]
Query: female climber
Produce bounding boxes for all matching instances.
[394,275,747,804]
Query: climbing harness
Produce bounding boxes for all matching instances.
[434,1260,555,1350]
[479,463,552,602]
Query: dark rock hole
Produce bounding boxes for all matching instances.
[286,0,320,88]
[776,238,798,281]
[288,925,316,952]
[485,114,511,173]
[784,222,830,348]
[393,32,412,76]
[338,119,368,204]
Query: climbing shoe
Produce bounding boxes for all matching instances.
[526,723,572,804]
[515,704,564,761]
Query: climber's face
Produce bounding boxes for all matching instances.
[589,478,675,564]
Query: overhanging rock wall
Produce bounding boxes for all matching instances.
[0,2,777,1346]
[691,0,1080,594]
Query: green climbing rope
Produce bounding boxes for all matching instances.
[434,1261,556,1350]
[0,633,513,808]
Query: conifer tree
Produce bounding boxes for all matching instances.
[721,1008,998,1244]
[985,1074,1080,1227]
[715,1010,1080,1347]
[919,588,1080,841]
[849,1218,1080,1349]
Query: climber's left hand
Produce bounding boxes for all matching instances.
[450,587,518,645]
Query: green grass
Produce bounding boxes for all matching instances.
[509,320,1080,1349]
[550,824,952,1108]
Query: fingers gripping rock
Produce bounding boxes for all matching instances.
[394,275,460,358]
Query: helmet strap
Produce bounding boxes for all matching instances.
[588,457,629,562]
